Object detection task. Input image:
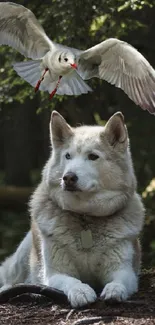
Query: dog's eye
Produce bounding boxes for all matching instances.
[65,153,71,159]
[64,58,68,62]
[88,153,99,161]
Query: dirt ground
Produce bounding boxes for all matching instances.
[0,269,155,325]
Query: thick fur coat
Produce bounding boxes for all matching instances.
[0,111,145,307]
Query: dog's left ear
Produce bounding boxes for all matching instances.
[104,112,128,149]
[50,111,73,147]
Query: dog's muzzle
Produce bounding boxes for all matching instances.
[62,172,79,191]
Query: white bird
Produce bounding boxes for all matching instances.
[0,2,155,113]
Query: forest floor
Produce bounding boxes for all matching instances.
[0,269,155,325]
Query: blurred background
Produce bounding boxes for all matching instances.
[0,0,155,267]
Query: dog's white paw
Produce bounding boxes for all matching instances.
[101,282,128,302]
[68,283,97,308]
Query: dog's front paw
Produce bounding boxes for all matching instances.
[68,283,97,308]
[101,282,128,302]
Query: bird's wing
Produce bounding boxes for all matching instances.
[56,71,92,96]
[0,2,53,59]
[78,38,155,114]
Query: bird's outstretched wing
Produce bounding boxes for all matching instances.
[0,2,53,59]
[78,38,155,114]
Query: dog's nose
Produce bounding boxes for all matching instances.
[63,172,78,185]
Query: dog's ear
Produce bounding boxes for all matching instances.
[50,111,73,146]
[104,112,128,149]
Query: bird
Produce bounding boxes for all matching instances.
[0,2,155,114]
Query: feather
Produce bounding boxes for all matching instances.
[78,38,155,113]
[0,2,52,59]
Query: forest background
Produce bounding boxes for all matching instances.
[0,0,155,268]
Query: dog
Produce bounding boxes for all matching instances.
[0,110,145,308]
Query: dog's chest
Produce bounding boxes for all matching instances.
[44,214,115,253]
[40,214,128,284]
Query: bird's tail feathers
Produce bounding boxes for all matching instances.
[56,71,93,96]
[13,60,42,87]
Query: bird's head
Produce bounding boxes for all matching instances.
[58,51,77,72]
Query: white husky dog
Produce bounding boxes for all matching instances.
[0,110,144,308]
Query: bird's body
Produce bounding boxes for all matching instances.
[0,2,155,113]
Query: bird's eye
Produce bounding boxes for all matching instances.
[65,152,71,159]
[88,153,99,161]
[64,58,68,62]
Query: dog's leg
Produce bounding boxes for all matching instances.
[40,233,97,308]
[45,273,97,308]
[0,232,31,289]
[100,267,138,301]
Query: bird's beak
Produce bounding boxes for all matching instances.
[70,63,77,69]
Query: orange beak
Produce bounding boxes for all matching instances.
[70,63,77,69]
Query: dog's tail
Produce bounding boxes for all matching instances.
[0,232,31,289]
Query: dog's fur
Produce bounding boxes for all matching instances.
[0,111,145,307]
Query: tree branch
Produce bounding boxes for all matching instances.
[0,284,68,304]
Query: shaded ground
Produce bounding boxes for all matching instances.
[0,269,155,325]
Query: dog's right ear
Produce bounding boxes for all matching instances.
[50,111,73,147]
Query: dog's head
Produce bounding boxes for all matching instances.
[43,111,136,216]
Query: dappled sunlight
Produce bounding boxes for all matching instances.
[142,178,155,199]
